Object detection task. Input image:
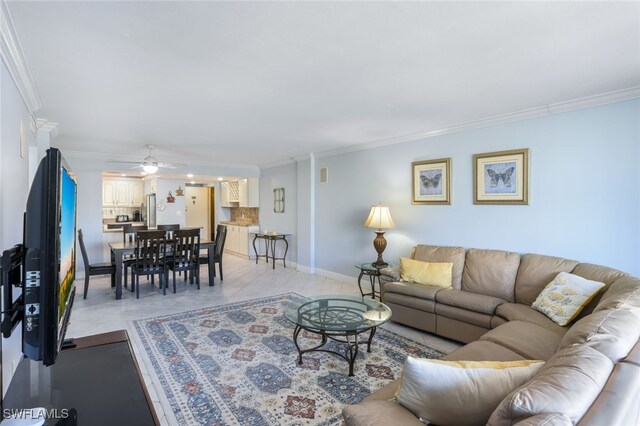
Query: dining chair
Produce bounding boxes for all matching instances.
[158,224,180,240]
[167,228,201,292]
[130,230,168,298]
[199,224,227,281]
[78,229,115,299]
[123,224,148,243]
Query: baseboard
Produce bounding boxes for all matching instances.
[314,267,358,285]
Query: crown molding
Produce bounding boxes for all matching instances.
[312,85,640,160]
[35,118,59,137]
[0,1,42,113]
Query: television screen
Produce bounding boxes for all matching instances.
[58,166,76,329]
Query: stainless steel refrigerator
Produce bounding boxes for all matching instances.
[145,193,156,228]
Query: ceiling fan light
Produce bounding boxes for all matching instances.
[142,155,159,174]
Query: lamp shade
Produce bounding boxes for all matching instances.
[363,205,395,230]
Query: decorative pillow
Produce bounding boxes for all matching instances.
[395,357,544,426]
[399,257,453,288]
[532,272,605,326]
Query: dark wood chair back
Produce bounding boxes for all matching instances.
[123,224,149,243]
[78,229,90,271]
[158,224,180,239]
[172,228,200,268]
[134,230,167,273]
[214,225,228,257]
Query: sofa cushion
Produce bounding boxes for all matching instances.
[383,281,441,301]
[595,275,640,312]
[385,293,436,314]
[443,341,525,362]
[513,413,572,426]
[435,289,506,315]
[343,400,423,426]
[514,253,578,305]
[623,340,640,366]
[496,303,567,336]
[571,263,629,318]
[412,245,465,290]
[435,304,493,328]
[488,345,614,425]
[480,321,562,360]
[399,257,453,288]
[531,272,605,326]
[462,248,520,302]
[577,362,640,426]
[559,307,640,362]
[395,358,544,426]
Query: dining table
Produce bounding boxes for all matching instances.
[109,238,215,300]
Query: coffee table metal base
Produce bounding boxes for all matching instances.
[292,324,377,376]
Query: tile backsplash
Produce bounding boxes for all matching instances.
[102,206,140,220]
[230,207,259,223]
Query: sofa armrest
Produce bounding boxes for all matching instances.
[379,267,401,285]
[343,400,423,426]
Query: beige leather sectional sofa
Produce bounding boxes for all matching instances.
[343,245,640,425]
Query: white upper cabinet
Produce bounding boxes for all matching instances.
[220,181,231,207]
[103,178,145,207]
[239,178,259,208]
[220,178,259,208]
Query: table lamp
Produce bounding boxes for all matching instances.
[363,204,395,267]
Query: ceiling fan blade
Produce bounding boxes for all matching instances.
[106,160,142,165]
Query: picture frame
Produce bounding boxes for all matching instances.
[411,157,451,205]
[473,148,529,205]
[273,187,285,213]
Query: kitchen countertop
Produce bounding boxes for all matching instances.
[220,221,259,227]
[103,222,145,233]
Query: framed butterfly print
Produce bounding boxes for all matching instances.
[474,148,529,205]
[412,157,451,205]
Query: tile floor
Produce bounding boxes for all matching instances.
[69,255,460,425]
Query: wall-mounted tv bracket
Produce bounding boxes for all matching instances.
[1,244,26,338]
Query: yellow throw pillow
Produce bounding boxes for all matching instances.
[399,257,453,288]
[395,357,545,426]
[532,272,605,326]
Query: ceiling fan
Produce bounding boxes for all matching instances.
[107,145,183,174]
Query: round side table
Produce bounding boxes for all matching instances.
[354,263,394,301]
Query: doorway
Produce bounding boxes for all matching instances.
[185,186,209,239]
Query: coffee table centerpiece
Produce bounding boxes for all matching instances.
[284,295,392,376]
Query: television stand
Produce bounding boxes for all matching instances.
[3,330,159,425]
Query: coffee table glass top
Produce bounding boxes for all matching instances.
[284,295,392,333]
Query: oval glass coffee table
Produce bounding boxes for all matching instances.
[284,295,392,376]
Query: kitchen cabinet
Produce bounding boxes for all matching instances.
[130,182,144,206]
[225,224,258,258]
[239,178,259,208]
[220,178,259,208]
[102,178,144,207]
[220,181,231,207]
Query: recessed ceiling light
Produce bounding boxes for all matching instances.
[187,173,194,178]
[190,181,195,184]
[121,173,126,177]
[217,177,223,181]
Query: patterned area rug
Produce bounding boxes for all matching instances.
[132,293,445,425]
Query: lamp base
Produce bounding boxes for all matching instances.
[372,230,388,268]
[371,260,388,268]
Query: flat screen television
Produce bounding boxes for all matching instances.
[22,147,77,366]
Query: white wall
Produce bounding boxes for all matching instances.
[312,99,640,278]
[259,163,298,262]
[0,60,36,395]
